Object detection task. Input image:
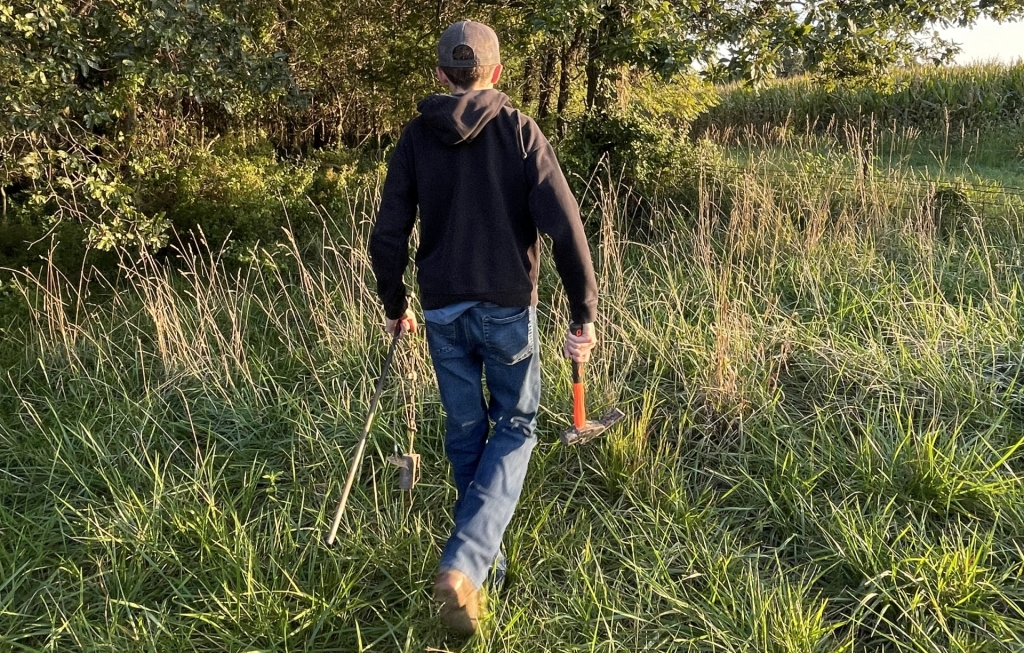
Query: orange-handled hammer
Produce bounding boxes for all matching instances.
[561,323,624,446]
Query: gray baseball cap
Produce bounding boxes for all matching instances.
[437,21,501,68]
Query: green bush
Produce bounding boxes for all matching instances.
[558,103,733,239]
[931,185,981,241]
[0,139,389,274]
[143,140,387,258]
[167,143,314,251]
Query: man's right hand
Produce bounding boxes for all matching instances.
[563,322,597,364]
[385,309,418,336]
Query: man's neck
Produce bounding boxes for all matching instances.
[447,84,493,94]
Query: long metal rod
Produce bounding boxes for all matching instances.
[326,330,402,546]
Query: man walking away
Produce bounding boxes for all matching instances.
[368,19,598,634]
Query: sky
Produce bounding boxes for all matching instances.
[934,17,1024,64]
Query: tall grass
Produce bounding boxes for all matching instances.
[695,62,1024,136]
[2,130,1024,651]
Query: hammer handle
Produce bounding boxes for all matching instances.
[570,323,586,429]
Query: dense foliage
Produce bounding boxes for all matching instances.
[1,0,292,248]
[1,0,1023,258]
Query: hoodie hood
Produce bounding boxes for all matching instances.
[417,89,510,146]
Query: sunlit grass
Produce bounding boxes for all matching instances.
[2,131,1024,651]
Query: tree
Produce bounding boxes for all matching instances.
[3,0,1022,257]
[0,0,291,249]
[521,0,1024,113]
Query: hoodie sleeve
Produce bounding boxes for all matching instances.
[369,129,418,320]
[522,121,598,325]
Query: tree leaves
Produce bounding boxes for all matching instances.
[0,0,291,249]
[1,0,1021,254]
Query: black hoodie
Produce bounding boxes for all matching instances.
[369,89,598,325]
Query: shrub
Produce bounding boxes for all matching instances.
[558,109,734,240]
[152,140,388,260]
[166,143,314,251]
[930,185,980,241]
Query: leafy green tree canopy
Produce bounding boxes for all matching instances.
[522,0,1024,105]
[2,0,1021,255]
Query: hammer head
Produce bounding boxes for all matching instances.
[561,407,625,446]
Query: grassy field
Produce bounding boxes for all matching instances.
[696,63,1024,136]
[3,123,1024,652]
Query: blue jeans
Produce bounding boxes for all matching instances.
[424,305,540,590]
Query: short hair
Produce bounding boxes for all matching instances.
[440,45,497,90]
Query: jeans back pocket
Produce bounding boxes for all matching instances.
[482,307,534,365]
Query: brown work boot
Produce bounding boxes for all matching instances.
[433,569,481,634]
